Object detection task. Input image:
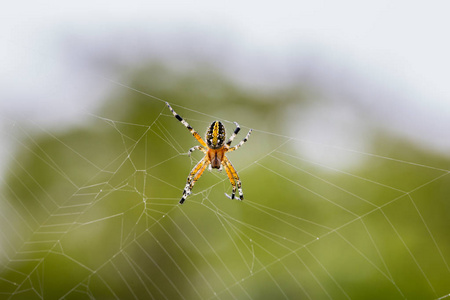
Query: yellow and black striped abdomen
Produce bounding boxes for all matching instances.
[206,121,226,149]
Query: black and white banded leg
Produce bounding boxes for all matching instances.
[223,156,244,200]
[166,102,207,147]
[180,156,210,204]
[227,128,253,153]
[188,145,206,156]
[225,122,240,148]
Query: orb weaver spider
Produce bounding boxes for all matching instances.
[166,102,252,204]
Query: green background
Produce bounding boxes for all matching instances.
[1,65,449,299]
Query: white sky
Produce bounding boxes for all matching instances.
[1,0,449,153]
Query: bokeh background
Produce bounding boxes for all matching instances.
[1,1,450,299]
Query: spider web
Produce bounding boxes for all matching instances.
[1,70,450,300]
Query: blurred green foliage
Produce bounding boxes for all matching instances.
[1,64,450,299]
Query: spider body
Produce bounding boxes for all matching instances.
[206,121,226,149]
[206,121,226,168]
[208,146,225,169]
[166,102,252,204]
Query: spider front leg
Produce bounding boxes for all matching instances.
[223,163,237,199]
[180,156,210,204]
[222,156,244,201]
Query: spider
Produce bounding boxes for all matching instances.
[166,102,252,204]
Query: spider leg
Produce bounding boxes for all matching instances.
[188,145,207,157]
[166,102,207,147]
[222,160,237,200]
[225,122,240,148]
[223,156,244,200]
[227,128,252,153]
[180,156,210,204]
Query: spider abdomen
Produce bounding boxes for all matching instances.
[206,121,226,149]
